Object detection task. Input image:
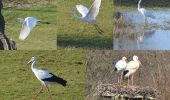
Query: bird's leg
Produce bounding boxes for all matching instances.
[120,72,123,85]
[46,86,52,100]
[144,16,148,26]
[96,24,104,33]
[127,76,130,87]
[93,24,101,34]
[93,24,104,34]
[144,16,146,24]
[131,74,134,86]
[32,86,44,100]
[118,75,120,85]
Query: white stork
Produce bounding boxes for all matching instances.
[123,55,142,86]
[27,57,67,100]
[18,17,50,40]
[114,57,127,85]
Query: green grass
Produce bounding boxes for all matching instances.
[0,50,85,100]
[2,0,114,50]
[2,1,58,50]
[57,0,113,49]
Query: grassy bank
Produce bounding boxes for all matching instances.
[0,50,85,100]
[57,0,113,49]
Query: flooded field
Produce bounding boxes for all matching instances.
[113,8,170,50]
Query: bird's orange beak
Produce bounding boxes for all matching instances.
[138,60,143,67]
[27,59,32,64]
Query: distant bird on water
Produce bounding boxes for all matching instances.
[18,17,50,40]
[123,55,142,86]
[74,0,104,34]
[27,57,67,100]
[138,0,155,24]
[114,57,127,85]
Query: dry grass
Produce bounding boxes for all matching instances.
[97,84,160,99]
[3,0,53,8]
[86,50,170,100]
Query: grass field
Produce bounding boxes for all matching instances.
[2,0,57,50]
[0,50,85,100]
[86,51,170,100]
[57,0,113,49]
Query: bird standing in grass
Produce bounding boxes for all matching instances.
[27,57,67,100]
[18,17,50,40]
[74,0,104,34]
[138,0,155,24]
[114,57,127,85]
[123,55,142,86]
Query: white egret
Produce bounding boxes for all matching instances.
[138,0,155,24]
[114,57,127,85]
[75,0,104,34]
[27,57,67,100]
[123,55,142,86]
[18,17,50,40]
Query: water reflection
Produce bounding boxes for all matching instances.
[113,8,170,50]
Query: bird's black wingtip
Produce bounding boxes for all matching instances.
[46,22,51,24]
[62,81,67,87]
[123,70,129,76]
[114,67,117,72]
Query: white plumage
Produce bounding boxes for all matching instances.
[18,17,50,40]
[138,0,155,24]
[114,57,127,85]
[115,57,127,72]
[123,55,141,86]
[76,5,89,18]
[27,57,67,99]
[76,0,101,23]
[32,67,52,85]
[18,17,39,40]
[75,0,104,34]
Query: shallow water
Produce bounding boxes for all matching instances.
[113,8,170,50]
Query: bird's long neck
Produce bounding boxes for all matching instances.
[138,0,142,11]
[31,61,37,70]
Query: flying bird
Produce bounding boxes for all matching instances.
[114,57,127,85]
[27,57,67,100]
[123,55,142,86]
[18,17,50,40]
[74,0,104,34]
[138,0,155,24]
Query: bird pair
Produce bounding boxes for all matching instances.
[27,57,67,100]
[114,55,142,86]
